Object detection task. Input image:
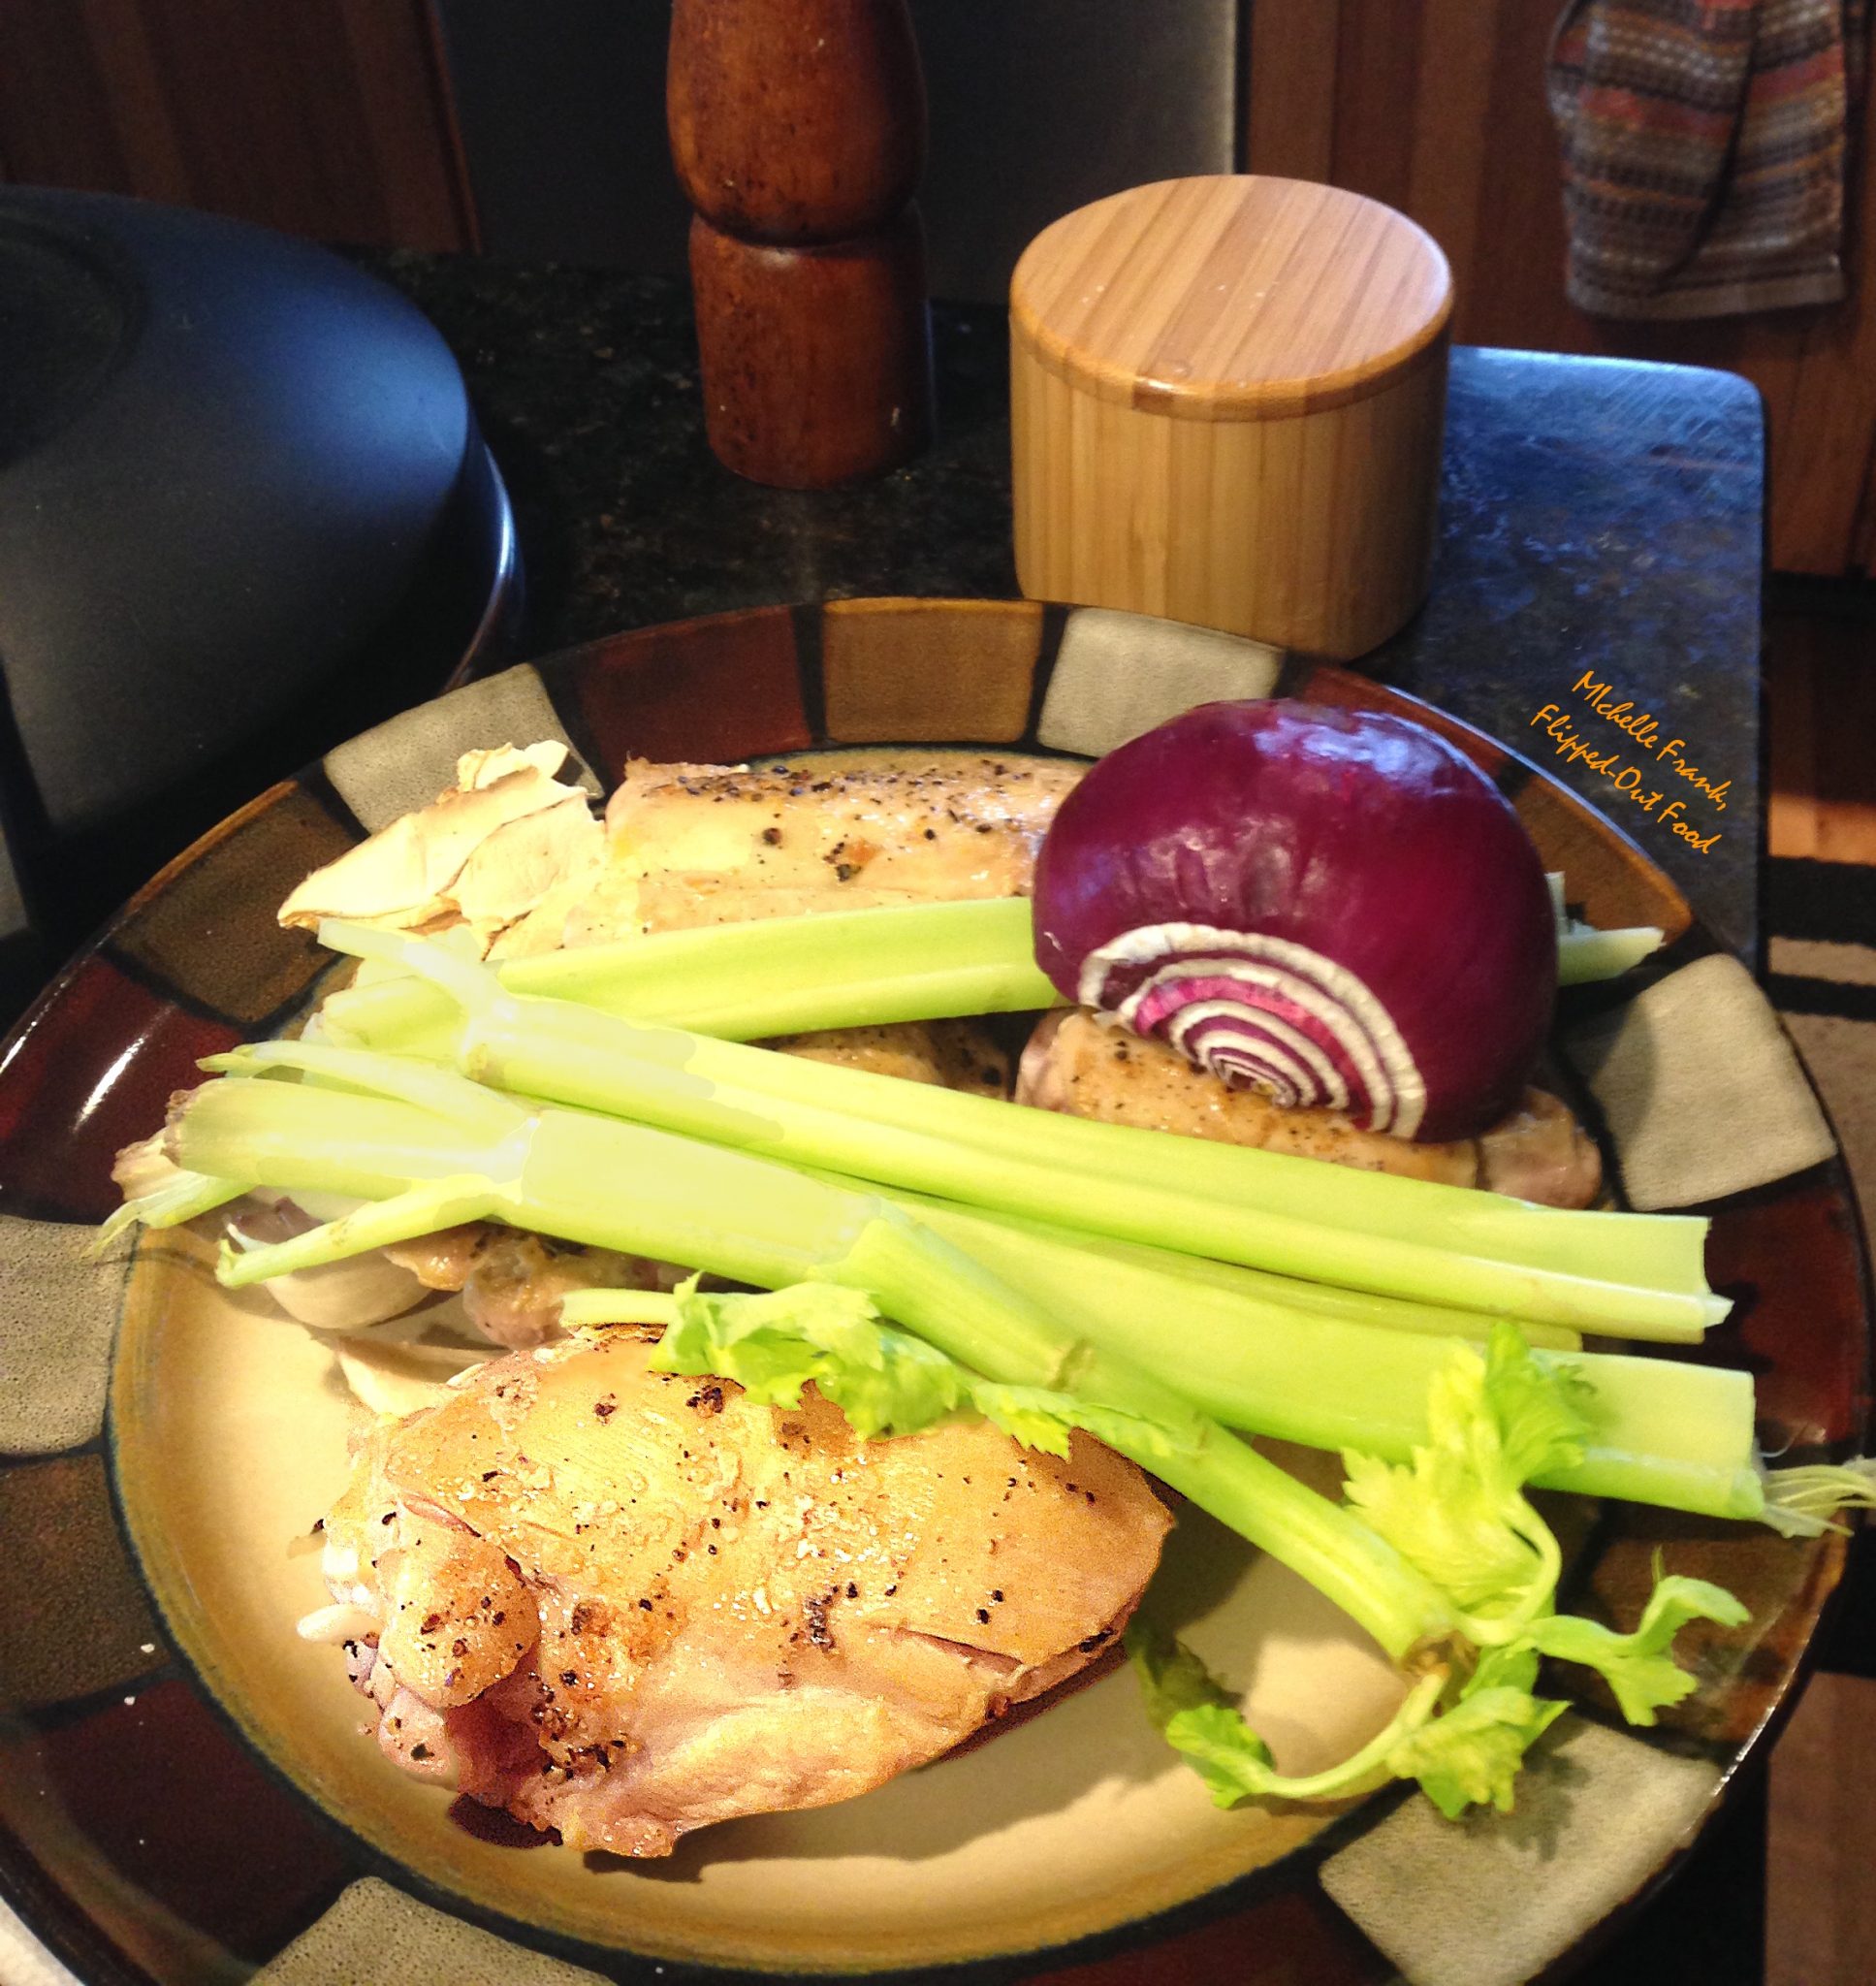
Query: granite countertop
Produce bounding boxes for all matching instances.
[366,254,1765,960]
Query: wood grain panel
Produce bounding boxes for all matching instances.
[1404,0,1498,287]
[72,0,191,202]
[1246,0,1876,574]
[336,0,479,249]
[0,0,474,250]
[0,0,131,190]
[1767,1673,1876,1986]
[1767,591,1876,865]
[1245,0,1340,182]
[1327,0,1422,210]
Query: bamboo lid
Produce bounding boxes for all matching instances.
[1010,176,1453,421]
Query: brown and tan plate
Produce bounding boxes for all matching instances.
[0,599,1865,1986]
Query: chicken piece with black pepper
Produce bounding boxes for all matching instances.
[1016,1009,1603,1207]
[302,1329,1170,1856]
[565,753,1082,941]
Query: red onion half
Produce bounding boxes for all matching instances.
[1031,701,1558,1142]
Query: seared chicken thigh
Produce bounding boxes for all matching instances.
[379,1230,677,1350]
[313,1331,1169,1856]
[1017,1009,1602,1207]
[566,753,1081,943]
[763,1018,1011,1097]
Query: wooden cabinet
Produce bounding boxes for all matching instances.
[1248,0,1876,575]
[0,0,473,252]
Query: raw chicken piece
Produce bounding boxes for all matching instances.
[564,753,1081,943]
[1016,1009,1602,1207]
[310,1331,1169,1856]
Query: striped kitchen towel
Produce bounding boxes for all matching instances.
[1548,0,1869,319]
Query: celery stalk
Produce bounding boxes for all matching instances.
[175,1081,525,1204]
[1558,926,1665,985]
[171,1068,1454,1662]
[198,1041,1756,1518]
[199,1041,528,1141]
[824,1213,1455,1656]
[653,1023,1708,1295]
[875,1188,1586,1350]
[190,1085,869,1297]
[812,1185,1761,1519]
[95,1167,245,1249]
[315,919,1708,1301]
[435,987,1721,1338]
[315,898,1063,1054]
[195,1049,1755,1517]
[218,1175,502,1279]
[305,908,1705,1310]
[478,993,1708,1299]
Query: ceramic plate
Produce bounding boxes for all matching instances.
[0,599,1864,1986]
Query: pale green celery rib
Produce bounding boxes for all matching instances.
[312,913,1708,1300]
[1557,926,1666,985]
[881,1190,1585,1350]
[563,1290,678,1327]
[94,1169,245,1251]
[312,916,1713,1311]
[171,1041,1760,1525]
[1525,1343,1763,1520]
[536,1152,1756,1521]
[315,898,1062,1052]
[175,1081,528,1205]
[456,984,1711,1300]
[217,1176,501,1286]
[188,1085,870,1297]
[456,994,1720,1338]
[829,1184,1760,1518]
[202,1041,527,1141]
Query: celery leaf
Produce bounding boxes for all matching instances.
[1129,1617,1559,1815]
[1342,1322,1587,1619]
[1126,1619,1279,1807]
[650,1280,967,1431]
[1518,1574,1748,1724]
[647,1277,1187,1458]
[1387,1684,1569,1818]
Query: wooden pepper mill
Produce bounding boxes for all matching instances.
[668,0,935,488]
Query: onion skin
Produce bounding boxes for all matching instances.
[1032,702,1558,1143]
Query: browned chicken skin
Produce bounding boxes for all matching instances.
[380,1230,675,1350]
[1016,1009,1602,1208]
[568,753,1081,942]
[314,1331,1170,1856]
[762,1018,1011,1098]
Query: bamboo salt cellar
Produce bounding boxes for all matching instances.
[1010,176,1453,659]
[668,0,935,488]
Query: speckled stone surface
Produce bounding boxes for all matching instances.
[360,255,1763,961]
[1373,348,1762,965]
